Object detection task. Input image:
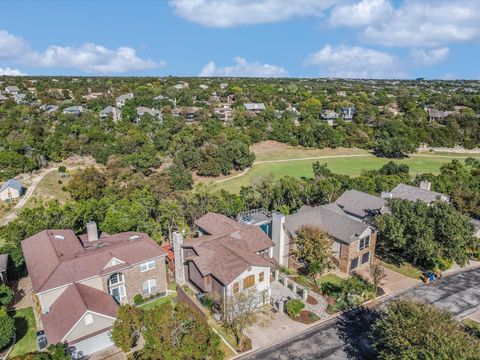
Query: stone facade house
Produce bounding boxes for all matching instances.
[21,222,168,358]
[174,213,275,309]
[282,204,376,273]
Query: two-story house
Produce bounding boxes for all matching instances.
[21,222,168,358]
[174,213,275,309]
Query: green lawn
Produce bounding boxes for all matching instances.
[380,260,424,280]
[9,307,37,358]
[140,293,176,310]
[216,154,479,193]
[316,274,344,286]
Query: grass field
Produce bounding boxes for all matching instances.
[214,143,480,192]
[9,307,37,358]
[24,170,71,209]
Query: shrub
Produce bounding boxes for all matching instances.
[286,299,305,317]
[133,294,144,305]
[58,166,67,173]
[320,281,342,296]
[0,284,14,307]
[0,308,15,350]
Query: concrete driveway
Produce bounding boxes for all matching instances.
[246,310,309,350]
[379,266,420,295]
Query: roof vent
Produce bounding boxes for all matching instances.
[129,235,141,241]
[53,235,65,240]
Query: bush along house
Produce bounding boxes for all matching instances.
[21,222,168,358]
[173,212,276,311]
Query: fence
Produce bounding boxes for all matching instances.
[176,285,206,318]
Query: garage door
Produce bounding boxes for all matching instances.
[69,331,114,359]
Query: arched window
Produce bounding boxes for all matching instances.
[142,279,157,295]
[108,273,126,303]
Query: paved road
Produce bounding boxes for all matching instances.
[239,268,480,360]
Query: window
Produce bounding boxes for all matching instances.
[84,314,93,326]
[109,273,124,285]
[139,260,155,272]
[259,272,264,283]
[142,279,157,295]
[359,236,370,251]
[361,252,370,264]
[232,282,239,294]
[243,275,255,289]
[350,257,359,271]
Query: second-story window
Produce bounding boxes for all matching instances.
[109,273,124,285]
[139,260,155,272]
[259,272,265,283]
[359,236,370,251]
[243,274,255,289]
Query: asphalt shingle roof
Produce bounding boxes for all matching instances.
[335,189,387,219]
[389,183,450,204]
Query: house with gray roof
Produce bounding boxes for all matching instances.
[4,85,20,95]
[0,179,24,201]
[335,189,387,222]
[62,106,84,116]
[0,94,7,103]
[135,106,162,123]
[384,181,450,205]
[341,106,356,121]
[115,93,133,108]
[244,102,266,114]
[280,204,375,273]
[14,93,27,104]
[99,106,120,122]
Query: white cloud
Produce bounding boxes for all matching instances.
[329,0,392,27]
[0,67,26,76]
[0,29,162,74]
[304,44,404,78]
[199,57,289,77]
[410,47,449,66]
[0,30,29,58]
[170,0,338,27]
[360,0,480,47]
[26,43,160,73]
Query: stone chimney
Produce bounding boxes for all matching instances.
[173,231,185,285]
[86,221,98,242]
[419,180,432,191]
[271,212,289,267]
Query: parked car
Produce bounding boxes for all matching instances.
[37,330,47,350]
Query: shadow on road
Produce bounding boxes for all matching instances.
[335,306,378,359]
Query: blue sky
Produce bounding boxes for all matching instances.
[0,0,479,79]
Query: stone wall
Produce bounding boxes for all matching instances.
[337,231,377,273]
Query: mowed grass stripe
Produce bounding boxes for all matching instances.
[216,154,480,193]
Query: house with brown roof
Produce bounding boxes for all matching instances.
[21,222,168,358]
[174,213,275,309]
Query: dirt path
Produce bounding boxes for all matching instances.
[0,167,58,226]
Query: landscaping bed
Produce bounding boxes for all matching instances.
[293,310,320,324]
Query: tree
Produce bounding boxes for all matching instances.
[293,225,334,279]
[369,261,386,296]
[370,299,480,359]
[312,162,333,179]
[0,308,15,350]
[0,284,14,307]
[65,166,106,200]
[220,288,261,350]
[111,305,142,353]
[140,302,223,360]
